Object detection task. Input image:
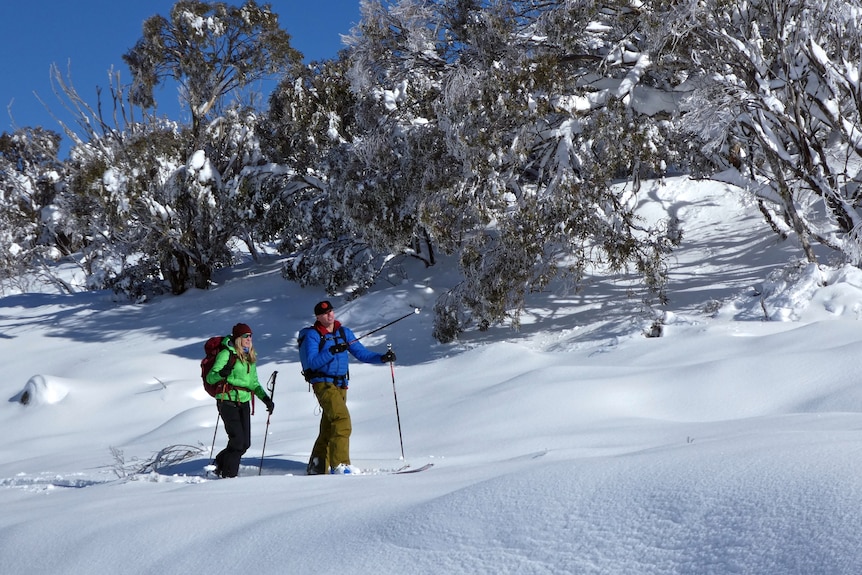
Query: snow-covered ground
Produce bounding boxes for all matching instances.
[2,176,862,575]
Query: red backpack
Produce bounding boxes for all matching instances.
[201,336,237,397]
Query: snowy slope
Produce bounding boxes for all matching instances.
[2,176,861,575]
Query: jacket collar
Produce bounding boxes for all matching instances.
[313,319,342,336]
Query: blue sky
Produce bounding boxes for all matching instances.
[0,1,362,153]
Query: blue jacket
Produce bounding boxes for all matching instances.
[299,321,384,388]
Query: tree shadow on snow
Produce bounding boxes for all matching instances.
[157,456,307,477]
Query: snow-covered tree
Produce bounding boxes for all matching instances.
[259,55,356,251]
[0,127,68,292]
[62,119,178,296]
[260,47,410,296]
[339,0,681,341]
[44,64,189,297]
[63,104,281,297]
[123,0,301,144]
[52,0,307,296]
[674,0,862,265]
[262,56,357,175]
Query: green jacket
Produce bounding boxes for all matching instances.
[205,337,267,403]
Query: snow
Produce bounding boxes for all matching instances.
[2,176,862,575]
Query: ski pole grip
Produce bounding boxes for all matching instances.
[268,371,278,397]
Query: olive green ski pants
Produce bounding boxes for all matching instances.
[308,382,351,472]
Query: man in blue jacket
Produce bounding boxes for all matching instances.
[299,300,396,474]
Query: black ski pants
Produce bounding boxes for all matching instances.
[215,399,252,478]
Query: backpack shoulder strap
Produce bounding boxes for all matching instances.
[215,341,238,378]
[297,326,312,348]
[316,326,348,351]
[225,348,238,371]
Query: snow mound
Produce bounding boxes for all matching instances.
[758,262,862,321]
[15,375,70,406]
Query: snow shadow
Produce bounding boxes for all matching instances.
[157,456,307,477]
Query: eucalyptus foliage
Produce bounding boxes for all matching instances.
[674,0,862,266]
[0,127,67,292]
[9,0,862,344]
[123,0,301,142]
[330,0,681,340]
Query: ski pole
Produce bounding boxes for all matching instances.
[209,412,221,462]
[387,344,406,461]
[349,308,420,345]
[258,371,278,475]
[209,380,233,462]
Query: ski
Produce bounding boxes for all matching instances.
[305,463,434,476]
[392,463,434,474]
[193,460,435,478]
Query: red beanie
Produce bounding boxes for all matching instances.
[232,323,252,338]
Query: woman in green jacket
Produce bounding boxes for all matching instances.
[206,323,274,478]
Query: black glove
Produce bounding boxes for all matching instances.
[381,350,396,363]
[263,396,274,413]
[330,342,348,354]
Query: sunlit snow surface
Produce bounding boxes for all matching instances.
[2,177,861,575]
